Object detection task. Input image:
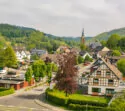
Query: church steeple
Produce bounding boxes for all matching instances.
[81,28,85,44]
[82,28,84,36]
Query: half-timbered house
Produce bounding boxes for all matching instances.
[88,58,122,96]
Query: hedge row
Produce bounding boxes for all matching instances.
[68,98,107,107]
[46,91,108,107]
[0,87,15,96]
[69,103,115,111]
[46,92,68,106]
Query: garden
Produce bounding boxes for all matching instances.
[46,89,114,111]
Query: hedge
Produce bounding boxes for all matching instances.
[46,89,68,106]
[69,103,115,111]
[0,87,15,96]
[46,89,109,108]
[68,98,107,107]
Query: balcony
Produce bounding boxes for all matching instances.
[96,74,101,78]
[108,82,114,87]
[93,82,99,86]
[106,75,111,78]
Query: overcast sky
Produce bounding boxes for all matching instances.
[0,0,125,37]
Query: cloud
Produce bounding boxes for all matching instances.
[0,0,125,36]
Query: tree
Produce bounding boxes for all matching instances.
[54,52,78,96]
[112,50,121,56]
[78,56,84,64]
[107,34,121,49]
[52,63,58,72]
[45,57,53,85]
[25,66,33,83]
[101,40,107,47]
[0,49,6,68]
[84,55,93,62]
[31,54,39,60]
[0,35,6,49]
[117,59,125,77]
[46,63,52,85]
[4,46,17,68]
[32,60,46,82]
[118,37,125,51]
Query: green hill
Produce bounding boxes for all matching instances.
[94,27,125,41]
[0,24,81,52]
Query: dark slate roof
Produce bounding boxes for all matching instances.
[89,42,102,49]
[79,51,87,56]
[31,48,47,55]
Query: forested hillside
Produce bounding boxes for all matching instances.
[0,24,80,52]
[94,27,125,41]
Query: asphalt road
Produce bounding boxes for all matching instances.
[0,85,50,111]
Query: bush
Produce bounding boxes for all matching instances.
[0,87,15,96]
[69,103,115,111]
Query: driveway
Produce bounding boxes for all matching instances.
[0,85,50,111]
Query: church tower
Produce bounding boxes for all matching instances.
[80,28,86,51]
[81,28,85,44]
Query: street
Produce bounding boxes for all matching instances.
[0,85,50,111]
[78,62,94,77]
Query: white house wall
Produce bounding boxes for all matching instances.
[88,86,116,95]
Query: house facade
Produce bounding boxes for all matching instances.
[88,58,122,96]
[56,46,70,53]
[0,78,34,90]
[14,47,31,62]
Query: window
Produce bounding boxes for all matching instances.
[97,71,101,75]
[92,88,101,93]
[106,72,110,76]
[93,79,98,83]
[108,79,113,83]
[106,89,114,94]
